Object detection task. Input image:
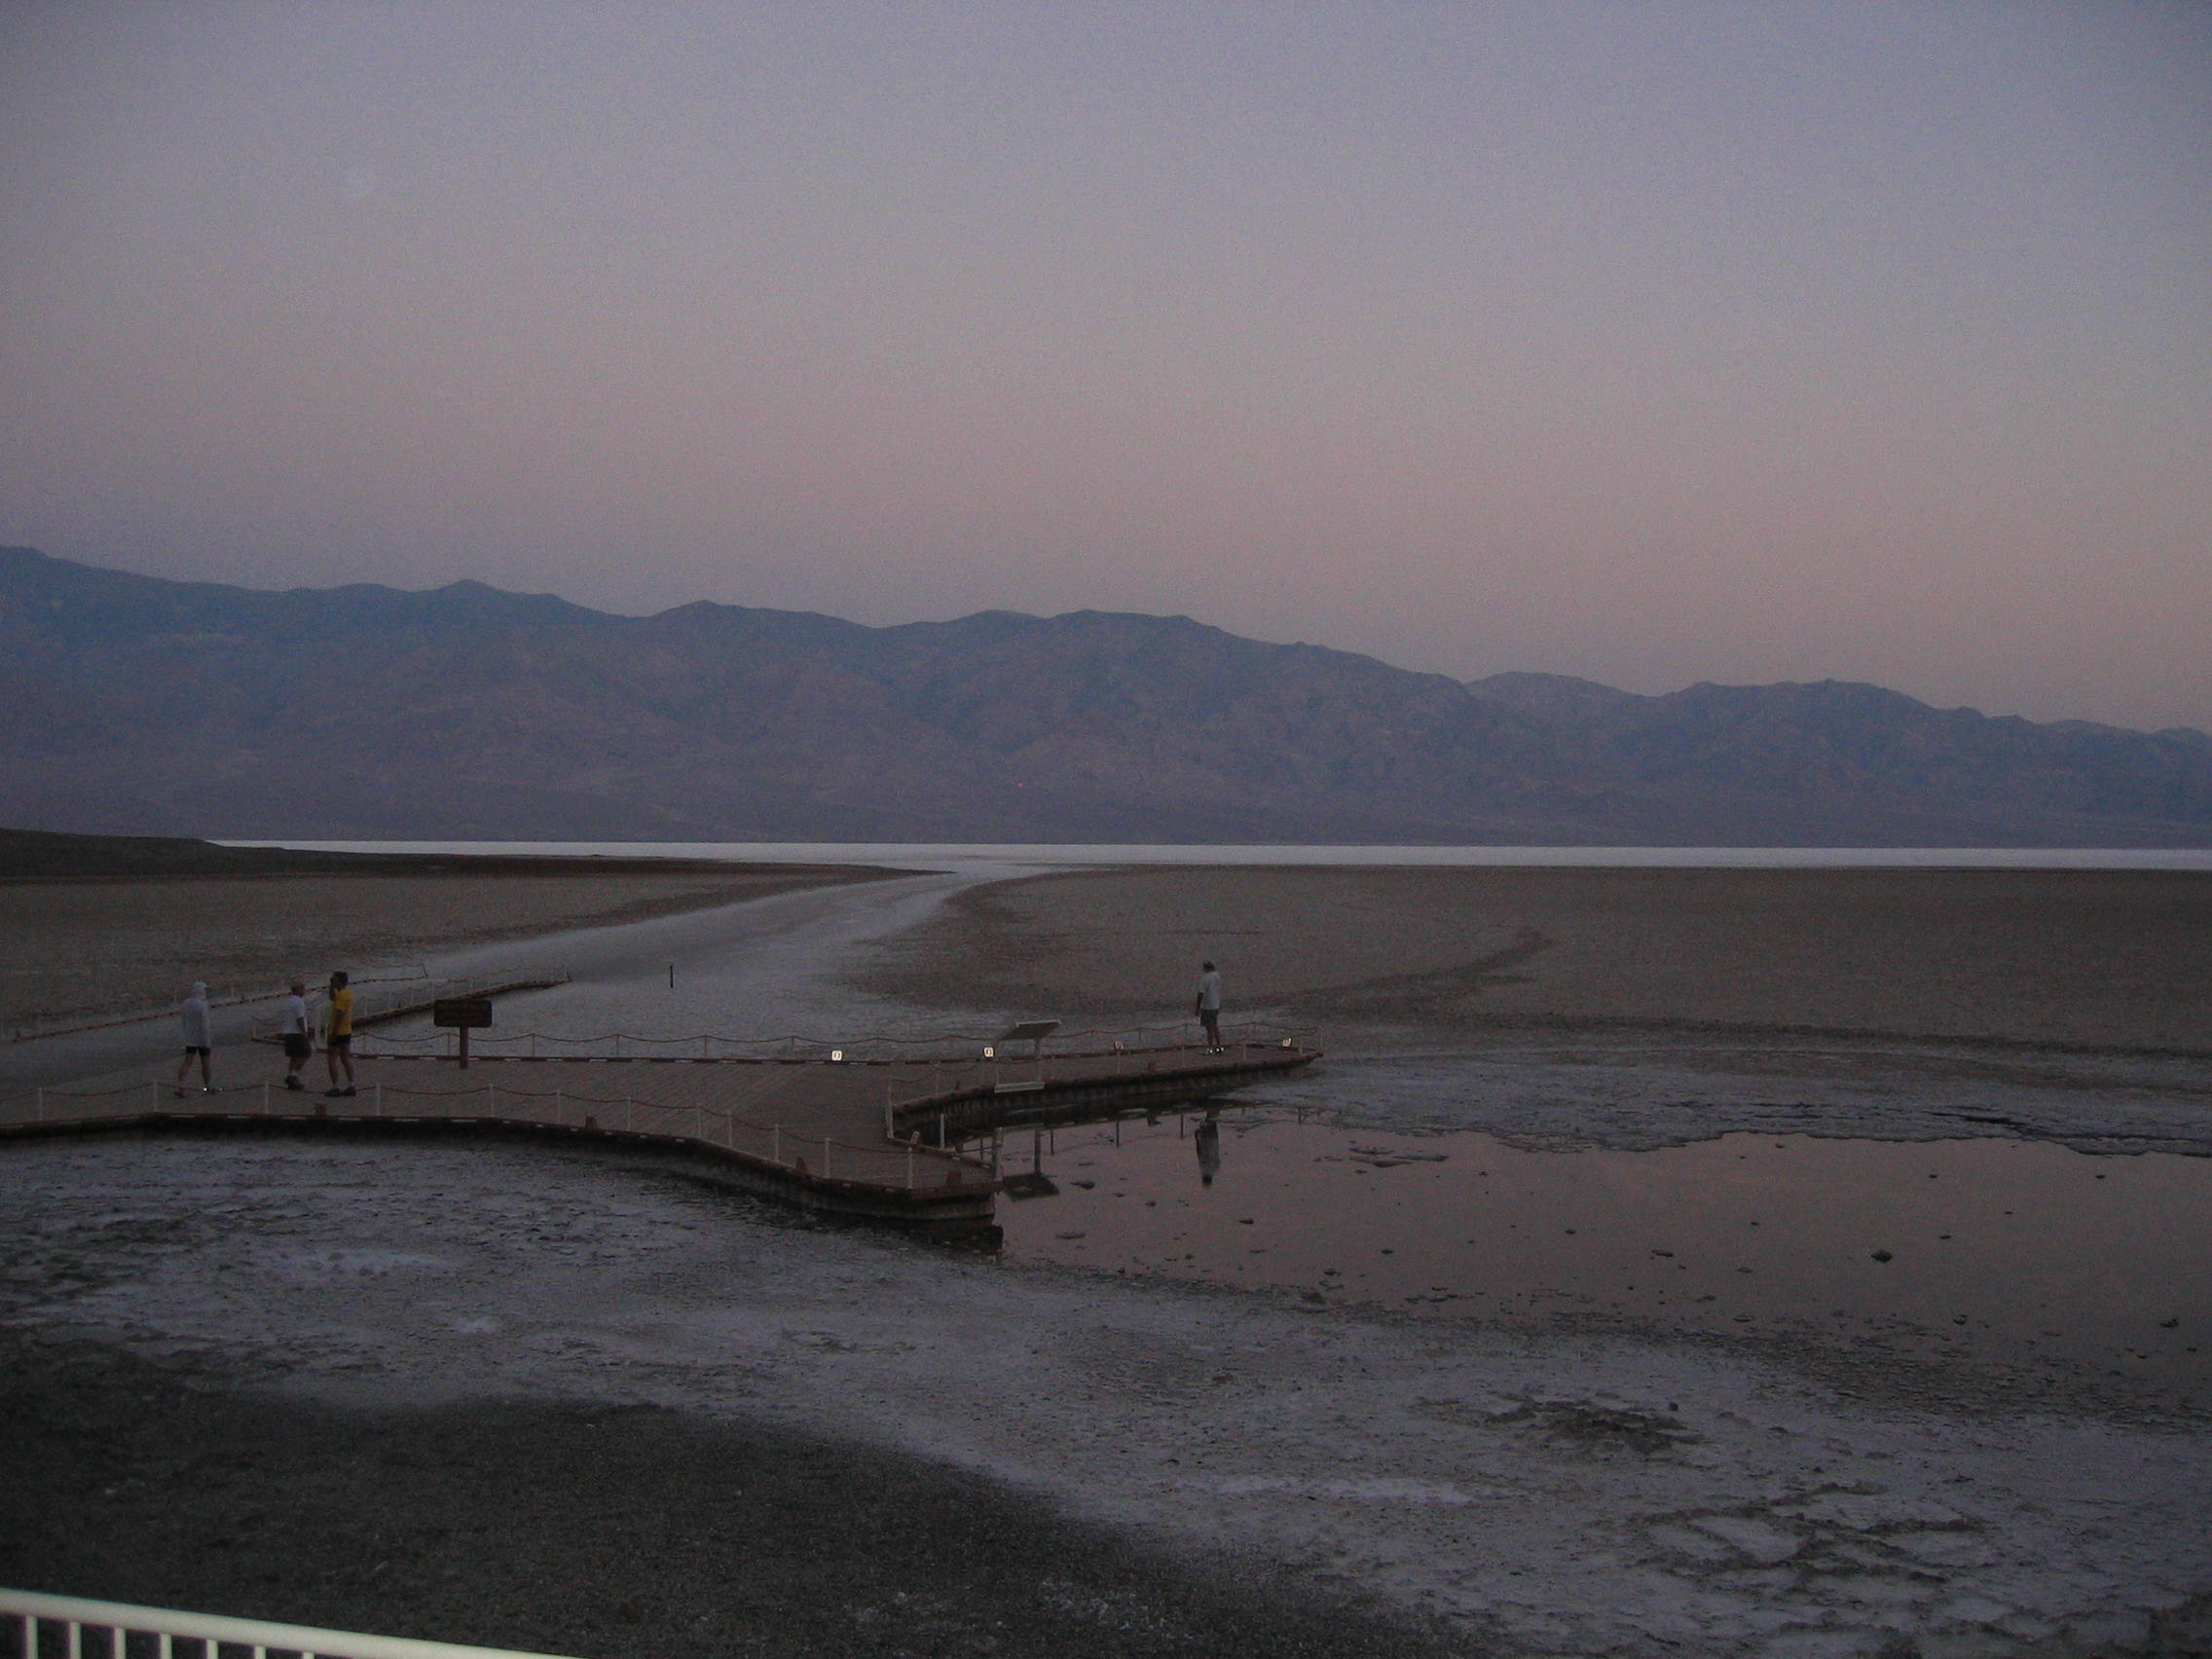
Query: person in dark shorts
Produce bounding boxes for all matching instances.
[1195,960,1224,1051]
[278,979,313,1090]
[172,981,215,1096]
[322,970,356,1097]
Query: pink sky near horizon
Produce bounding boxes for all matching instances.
[2,3,2208,728]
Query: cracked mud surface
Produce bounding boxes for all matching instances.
[3,1135,2208,1657]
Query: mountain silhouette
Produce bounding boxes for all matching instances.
[4,545,2208,845]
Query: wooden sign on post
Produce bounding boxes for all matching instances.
[432,997,494,1068]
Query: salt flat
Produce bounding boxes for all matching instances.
[3,1134,2206,1657]
[6,858,2211,1656]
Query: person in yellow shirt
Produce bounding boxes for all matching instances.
[322,970,357,1097]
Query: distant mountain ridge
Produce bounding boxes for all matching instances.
[2,544,2207,845]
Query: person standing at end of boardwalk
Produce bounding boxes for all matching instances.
[172,981,215,1095]
[279,979,313,1090]
[1195,960,1224,1051]
[322,970,357,1097]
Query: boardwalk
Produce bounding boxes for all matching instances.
[0,1034,1321,1229]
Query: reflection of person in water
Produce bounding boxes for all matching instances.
[1196,1109,1222,1187]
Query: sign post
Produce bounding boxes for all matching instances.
[998,1019,1060,1089]
[432,996,494,1068]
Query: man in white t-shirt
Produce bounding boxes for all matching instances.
[1194,960,1224,1051]
[172,981,215,1095]
[278,979,313,1091]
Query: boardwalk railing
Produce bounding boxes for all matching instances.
[4,1587,580,1659]
[876,1032,1313,1120]
[7,970,565,1048]
[351,1017,1311,1064]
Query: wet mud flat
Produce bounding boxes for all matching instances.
[3,1134,2209,1658]
[989,1111,2212,1413]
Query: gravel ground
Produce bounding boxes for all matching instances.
[2,1330,1460,1659]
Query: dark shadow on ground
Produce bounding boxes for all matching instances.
[0,1332,1489,1659]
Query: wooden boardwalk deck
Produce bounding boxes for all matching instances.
[0,1037,1321,1230]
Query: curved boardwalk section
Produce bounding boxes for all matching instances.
[0,1037,1321,1231]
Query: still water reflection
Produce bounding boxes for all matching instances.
[991,1111,2211,1401]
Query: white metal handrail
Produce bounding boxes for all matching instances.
[11,968,449,1048]
[3,1588,581,1659]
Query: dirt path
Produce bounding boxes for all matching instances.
[0,865,896,1034]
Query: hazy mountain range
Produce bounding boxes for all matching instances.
[4,544,2209,846]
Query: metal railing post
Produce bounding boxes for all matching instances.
[3,1587,587,1659]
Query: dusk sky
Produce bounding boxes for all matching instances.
[3,3,2207,729]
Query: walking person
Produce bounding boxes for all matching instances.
[172,981,216,1095]
[1195,959,1224,1051]
[322,970,357,1097]
[278,979,313,1091]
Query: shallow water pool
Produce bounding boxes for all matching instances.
[989,1110,2212,1403]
